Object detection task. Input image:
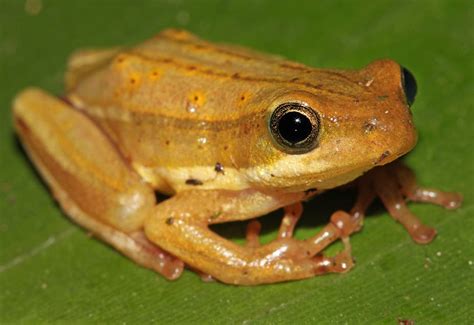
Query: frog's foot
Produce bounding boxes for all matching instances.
[353,161,463,244]
[66,202,184,280]
[129,231,184,279]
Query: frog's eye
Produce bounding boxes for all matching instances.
[269,102,320,154]
[401,67,417,107]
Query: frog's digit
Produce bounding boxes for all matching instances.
[392,162,463,209]
[278,202,303,239]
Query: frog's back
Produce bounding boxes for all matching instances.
[68,29,366,117]
[66,29,365,193]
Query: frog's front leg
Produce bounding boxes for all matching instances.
[13,88,183,279]
[145,190,360,285]
[352,161,463,244]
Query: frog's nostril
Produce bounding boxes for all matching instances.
[401,67,417,107]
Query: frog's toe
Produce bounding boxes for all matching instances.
[195,270,215,283]
[409,224,437,244]
[408,188,463,210]
[330,210,362,237]
[326,236,355,273]
[246,219,262,248]
[311,251,355,274]
[443,192,463,209]
[330,250,355,273]
[433,191,463,210]
[278,202,303,239]
[393,162,463,209]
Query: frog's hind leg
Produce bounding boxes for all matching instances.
[354,162,462,244]
[13,88,183,279]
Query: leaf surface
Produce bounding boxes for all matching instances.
[1,1,472,323]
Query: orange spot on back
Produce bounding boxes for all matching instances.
[187,91,206,107]
[130,73,140,83]
[149,69,162,80]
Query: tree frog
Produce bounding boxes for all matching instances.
[13,29,462,285]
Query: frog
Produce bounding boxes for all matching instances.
[13,29,462,285]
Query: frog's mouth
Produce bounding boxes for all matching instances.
[248,146,410,193]
[315,146,414,190]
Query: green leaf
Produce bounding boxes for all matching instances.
[1,0,472,323]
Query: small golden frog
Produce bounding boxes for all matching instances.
[13,29,462,285]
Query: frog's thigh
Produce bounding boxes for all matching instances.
[13,88,183,279]
[145,190,355,285]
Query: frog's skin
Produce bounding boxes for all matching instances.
[13,29,462,285]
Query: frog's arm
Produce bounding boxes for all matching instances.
[13,89,361,285]
[144,190,360,285]
[351,162,462,244]
[13,88,183,279]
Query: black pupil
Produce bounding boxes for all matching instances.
[402,67,417,107]
[278,111,312,144]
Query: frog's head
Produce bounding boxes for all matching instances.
[245,60,418,191]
